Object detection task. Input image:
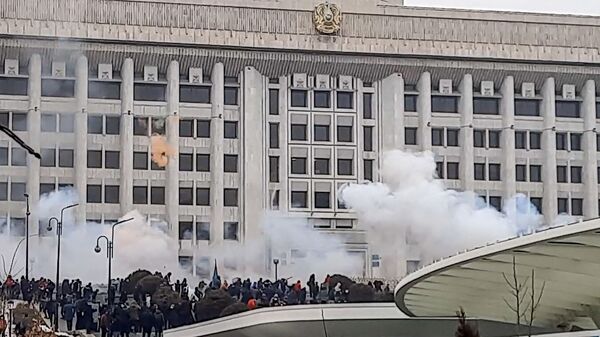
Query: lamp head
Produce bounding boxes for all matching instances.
[94,246,101,253]
[46,224,52,232]
[273,258,279,265]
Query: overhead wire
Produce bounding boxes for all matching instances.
[0,123,41,160]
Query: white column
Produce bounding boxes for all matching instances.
[120,59,134,214]
[459,74,474,191]
[166,61,180,237]
[417,72,432,151]
[582,80,598,219]
[380,73,404,151]
[210,63,224,246]
[27,54,41,235]
[500,76,516,200]
[242,66,266,272]
[74,56,88,224]
[542,78,557,224]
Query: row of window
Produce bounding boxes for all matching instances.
[286,123,355,143]
[290,90,354,109]
[179,221,239,241]
[178,119,238,139]
[290,157,355,176]
[178,187,237,207]
[178,153,238,173]
[289,190,347,209]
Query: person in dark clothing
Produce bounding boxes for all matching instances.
[62,301,76,331]
[153,306,165,337]
[140,308,155,337]
[166,305,179,329]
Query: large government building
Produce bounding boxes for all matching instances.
[1,0,600,278]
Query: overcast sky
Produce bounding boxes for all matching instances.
[405,0,600,16]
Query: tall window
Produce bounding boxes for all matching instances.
[269,123,279,148]
[269,89,279,115]
[363,93,373,119]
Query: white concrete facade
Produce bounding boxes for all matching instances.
[0,0,600,279]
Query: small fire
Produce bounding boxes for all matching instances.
[150,134,176,167]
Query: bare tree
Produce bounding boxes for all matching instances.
[525,269,546,337]
[455,307,480,337]
[502,255,530,336]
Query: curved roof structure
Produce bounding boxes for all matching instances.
[395,218,600,330]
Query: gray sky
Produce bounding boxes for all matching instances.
[405,0,600,16]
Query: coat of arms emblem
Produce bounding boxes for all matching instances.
[313,2,342,35]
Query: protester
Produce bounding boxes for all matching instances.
[0,314,7,337]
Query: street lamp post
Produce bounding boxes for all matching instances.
[24,193,30,280]
[95,217,134,308]
[273,259,279,281]
[46,203,78,332]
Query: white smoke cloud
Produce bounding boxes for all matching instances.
[339,150,546,276]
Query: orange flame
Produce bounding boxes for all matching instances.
[150,134,176,168]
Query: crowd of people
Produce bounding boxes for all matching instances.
[0,272,394,336]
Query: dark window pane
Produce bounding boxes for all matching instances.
[489,130,501,148]
[290,90,308,108]
[363,93,373,119]
[197,120,211,138]
[291,157,306,174]
[337,125,353,142]
[0,112,8,127]
[291,124,307,141]
[515,131,526,149]
[432,128,443,146]
[338,158,353,175]
[11,148,26,166]
[151,186,165,204]
[40,183,55,196]
[179,221,193,239]
[270,123,280,148]
[179,187,193,206]
[489,196,502,212]
[531,197,542,213]
[431,96,458,113]
[224,87,239,105]
[405,95,417,112]
[571,166,582,183]
[197,222,210,241]
[314,91,331,108]
[10,183,25,201]
[516,165,526,182]
[59,114,74,133]
[105,151,120,169]
[364,126,373,151]
[556,133,568,150]
[474,163,486,180]
[40,148,56,167]
[269,156,279,183]
[133,186,148,204]
[224,188,238,207]
[104,185,119,204]
[41,114,57,132]
[133,151,148,170]
[88,81,120,99]
[0,147,6,166]
[0,182,9,200]
[196,154,210,172]
[269,89,279,115]
[515,99,540,116]
[558,198,569,214]
[557,166,568,183]
[474,97,499,115]
[12,113,27,131]
[224,222,239,240]
[224,121,238,139]
[59,149,74,168]
[530,132,541,149]
[180,85,211,104]
[133,117,148,136]
[530,165,542,182]
[447,162,459,179]
[224,154,238,173]
[572,198,583,216]
[597,102,600,119]
[179,153,193,171]
[88,115,103,134]
[106,116,120,135]
[405,127,417,145]
[489,163,501,181]
[0,78,27,96]
[196,187,210,206]
[570,133,582,151]
[86,184,102,203]
[556,101,580,118]
[314,124,330,142]
[314,192,330,208]
[474,130,485,148]
[134,83,166,101]
[436,162,444,178]
[179,119,193,138]
[447,129,459,147]
[291,191,307,208]
[42,79,75,97]
[364,159,373,181]
[151,117,165,135]
[87,150,102,168]
[337,91,354,109]
[314,158,330,175]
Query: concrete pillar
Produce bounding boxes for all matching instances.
[500,76,516,201]
[120,59,134,214]
[380,73,404,152]
[417,72,432,151]
[582,80,598,219]
[210,63,224,245]
[459,74,474,191]
[166,61,180,236]
[242,66,266,271]
[74,56,88,224]
[542,78,557,224]
[27,54,41,235]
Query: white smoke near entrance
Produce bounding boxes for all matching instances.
[339,150,547,273]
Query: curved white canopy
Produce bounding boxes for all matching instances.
[395,218,600,330]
